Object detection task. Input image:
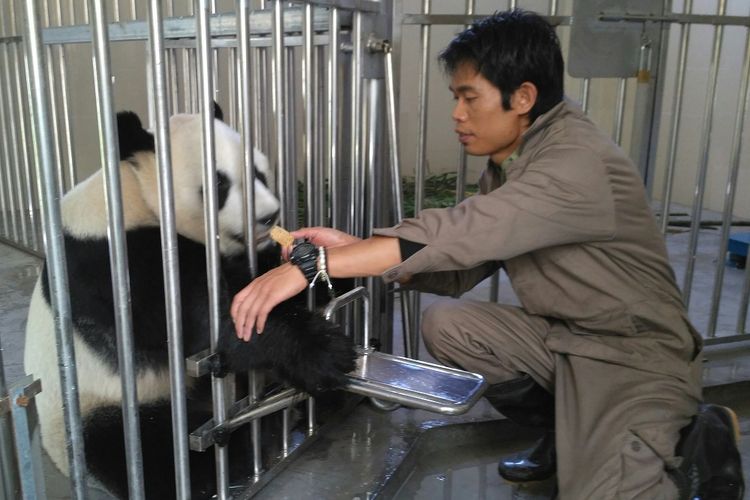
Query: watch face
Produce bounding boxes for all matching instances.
[291,242,316,261]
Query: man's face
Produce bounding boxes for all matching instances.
[449,63,529,165]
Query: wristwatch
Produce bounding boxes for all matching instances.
[289,241,318,284]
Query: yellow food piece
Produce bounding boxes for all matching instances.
[269,225,294,247]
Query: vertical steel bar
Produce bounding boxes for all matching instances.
[18,0,46,253]
[580,78,591,113]
[659,0,693,233]
[314,44,326,228]
[300,3,319,431]
[0,337,19,500]
[708,26,750,337]
[550,0,558,15]
[237,1,263,480]
[183,49,191,112]
[0,31,19,243]
[349,10,362,236]
[195,2,230,497]
[365,78,381,236]
[740,259,750,334]
[22,0,88,496]
[327,7,340,229]
[169,49,179,115]
[67,0,75,26]
[52,0,76,193]
[88,0,145,497]
[42,2,65,198]
[683,0,727,307]
[57,43,75,191]
[284,47,298,229]
[271,0,289,227]
[613,77,627,145]
[228,48,236,128]
[146,2,192,496]
[2,7,30,247]
[4,41,31,247]
[249,371,262,478]
[384,45,415,354]
[237,0,258,279]
[189,49,198,112]
[303,3,315,227]
[256,49,270,155]
[455,0,474,205]
[411,0,433,358]
[8,379,45,500]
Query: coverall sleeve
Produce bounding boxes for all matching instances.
[400,261,502,297]
[373,144,616,283]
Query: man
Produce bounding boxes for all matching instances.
[231,10,744,499]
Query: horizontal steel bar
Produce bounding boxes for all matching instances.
[402,14,572,26]
[1,377,42,416]
[189,388,307,451]
[36,9,340,45]
[704,334,750,347]
[163,33,335,49]
[289,0,379,11]
[599,13,750,27]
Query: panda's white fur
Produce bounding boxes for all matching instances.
[24,112,278,478]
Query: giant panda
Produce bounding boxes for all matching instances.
[23,107,357,498]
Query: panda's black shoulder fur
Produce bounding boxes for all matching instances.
[117,111,154,161]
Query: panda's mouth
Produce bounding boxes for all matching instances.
[228,230,273,247]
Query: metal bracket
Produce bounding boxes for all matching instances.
[7,375,46,500]
[185,349,218,378]
[569,0,666,78]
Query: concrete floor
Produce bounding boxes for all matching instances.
[1,219,750,499]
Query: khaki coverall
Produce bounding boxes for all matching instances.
[374,99,703,499]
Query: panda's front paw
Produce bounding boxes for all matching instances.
[216,303,357,396]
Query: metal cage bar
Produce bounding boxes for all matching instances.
[682,0,728,308]
[146,1,192,496]
[195,1,231,497]
[21,1,88,497]
[88,0,146,497]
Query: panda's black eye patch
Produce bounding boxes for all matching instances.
[216,172,232,210]
[198,172,232,210]
[254,166,268,187]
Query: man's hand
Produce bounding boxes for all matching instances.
[231,262,307,341]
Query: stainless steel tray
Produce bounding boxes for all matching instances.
[325,287,487,415]
[343,349,487,416]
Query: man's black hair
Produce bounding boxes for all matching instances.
[439,9,564,123]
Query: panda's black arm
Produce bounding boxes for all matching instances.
[216,302,356,396]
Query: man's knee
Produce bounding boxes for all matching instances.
[421,299,463,357]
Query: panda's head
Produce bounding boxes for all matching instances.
[118,108,280,256]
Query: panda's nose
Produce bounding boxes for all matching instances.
[258,209,279,227]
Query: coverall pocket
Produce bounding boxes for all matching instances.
[617,430,674,500]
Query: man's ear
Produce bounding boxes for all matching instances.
[511,82,538,116]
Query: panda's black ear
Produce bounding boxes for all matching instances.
[117,111,155,162]
[212,101,224,122]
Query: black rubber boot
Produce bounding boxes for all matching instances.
[671,404,745,500]
[484,374,556,483]
[497,430,556,483]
